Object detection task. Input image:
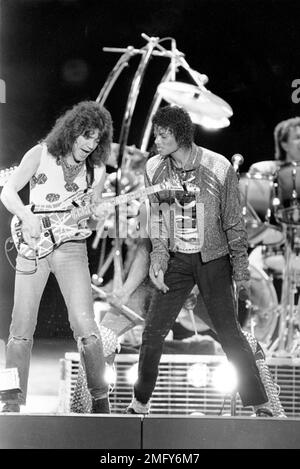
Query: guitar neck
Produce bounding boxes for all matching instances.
[32,182,167,222]
[112,183,164,206]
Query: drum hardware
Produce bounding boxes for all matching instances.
[232,261,279,348]
[239,171,283,247]
[274,162,300,226]
[292,165,298,202]
[272,226,300,356]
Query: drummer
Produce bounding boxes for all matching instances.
[274,117,300,163]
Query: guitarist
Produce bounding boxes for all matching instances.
[0,101,113,413]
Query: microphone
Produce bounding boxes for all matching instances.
[231,153,244,173]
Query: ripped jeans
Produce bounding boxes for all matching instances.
[5,241,108,405]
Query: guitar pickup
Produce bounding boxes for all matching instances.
[42,216,51,229]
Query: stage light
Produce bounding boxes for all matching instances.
[186,363,208,388]
[212,361,238,394]
[104,365,117,385]
[126,363,139,385]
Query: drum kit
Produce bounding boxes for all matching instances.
[241,160,300,356]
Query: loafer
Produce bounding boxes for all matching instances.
[255,407,273,417]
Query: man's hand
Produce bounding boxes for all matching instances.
[235,279,251,301]
[21,211,41,250]
[149,263,169,293]
[91,200,113,220]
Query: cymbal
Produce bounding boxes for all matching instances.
[189,112,230,129]
[157,81,233,124]
[107,142,148,169]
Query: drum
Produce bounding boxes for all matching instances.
[178,268,278,348]
[263,243,300,275]
[275,162,300,225]
[245,262,279,346]
[239,169,283,246]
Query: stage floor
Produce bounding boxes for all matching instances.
[1,339,300,449]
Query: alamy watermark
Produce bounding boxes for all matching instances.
[94,201,204,247]
[291,79,300,104]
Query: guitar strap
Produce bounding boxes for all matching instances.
[85,160,94,189]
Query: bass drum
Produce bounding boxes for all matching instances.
[247,251,279,346]
[178,268,279,348]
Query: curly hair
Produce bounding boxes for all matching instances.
[44,101,113,166]
[152,105,194,148]
[274,117,300,161]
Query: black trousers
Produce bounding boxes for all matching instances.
[134,252,268,407]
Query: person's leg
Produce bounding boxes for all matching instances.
[131,253,194,411]
[52,242,109,411]
[194,254,268,408]
[3,256,50,409]
[99,281,152,361]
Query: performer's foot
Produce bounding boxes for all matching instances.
[252,404,274,418]
[255,407,274,417]
[91,397,110,414]
[125,397,150,415]
[1,402,20,413]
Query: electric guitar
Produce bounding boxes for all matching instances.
[11,179,199,260]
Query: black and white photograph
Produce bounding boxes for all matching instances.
[0,0,300,451]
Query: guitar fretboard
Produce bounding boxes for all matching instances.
[32,181,179,222]
[71,182,168,220]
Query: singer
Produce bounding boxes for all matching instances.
[126,105,273,417]
[0,101,113,414]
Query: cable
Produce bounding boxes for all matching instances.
[4,237,38,274]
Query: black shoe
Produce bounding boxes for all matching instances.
[255,407,274,417]
[125,406,138,414]
[1,403,20,413]
[91,397,110,414]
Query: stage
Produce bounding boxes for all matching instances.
[1,338,300,448]
[0,413,300,449]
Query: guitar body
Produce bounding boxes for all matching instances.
[11,208,92,260]
[11,192,93,260]
[10,179,193,260]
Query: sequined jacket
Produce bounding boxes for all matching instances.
[144,143,250,281]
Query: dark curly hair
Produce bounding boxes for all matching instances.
[44,101,113,166]
[274,117,300,161]
[152,105,194,148]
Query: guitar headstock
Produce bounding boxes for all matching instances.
[0,166,18,186]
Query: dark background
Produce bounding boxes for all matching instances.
[0,0,300,338]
